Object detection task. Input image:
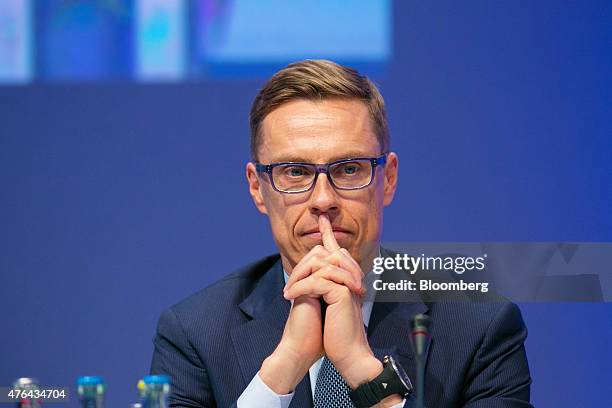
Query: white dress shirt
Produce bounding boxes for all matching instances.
[237,265,405,408]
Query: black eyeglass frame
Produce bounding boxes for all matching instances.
[255,154,387,194]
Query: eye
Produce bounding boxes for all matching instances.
[343,165,358,174]
[283,165,311,177]
[333,161,364,177]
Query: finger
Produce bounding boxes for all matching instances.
[285,265,355,298]
[314,264,362,294]
[319,213,341,251]
[285,246,365,295]
[284,245,330,292]
[285,265,363,299]
[324,249,364,289]
[285,254,327,292]
[287,256,364,297]
[284,274,353,305]
[339,248,361,272]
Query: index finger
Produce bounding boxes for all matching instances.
[319,213,341,251]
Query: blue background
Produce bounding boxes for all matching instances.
[1,1,611,407]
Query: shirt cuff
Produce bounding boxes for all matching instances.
[390,399,406,408]
[237,371,294,408]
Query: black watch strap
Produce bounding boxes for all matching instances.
[348,356,412,408]
[349,380,389,407]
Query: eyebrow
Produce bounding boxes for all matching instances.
[268,151,379,164]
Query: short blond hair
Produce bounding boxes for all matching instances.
[249,60,389,161]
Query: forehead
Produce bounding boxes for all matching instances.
[259,98,380,163]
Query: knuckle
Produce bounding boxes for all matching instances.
[313,245,327,254]
[324,253,343,267]
[310,250,327,263]
[354,279,362,290]
[333,248,345,258]
[338,285,351,297]
[319,263,335,273]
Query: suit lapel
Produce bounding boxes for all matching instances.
[230,259,312,406]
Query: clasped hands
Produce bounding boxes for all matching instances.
[260,214,389,402]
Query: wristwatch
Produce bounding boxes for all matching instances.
[348,355,413,408]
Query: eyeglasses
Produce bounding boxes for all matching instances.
[255,155,387,194]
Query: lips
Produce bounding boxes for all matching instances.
[300,226,352,244]
[301,226,351,236]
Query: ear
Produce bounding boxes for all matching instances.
[382,152,398,206]
[246,162,268,214]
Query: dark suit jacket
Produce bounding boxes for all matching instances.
[150,253,533,407]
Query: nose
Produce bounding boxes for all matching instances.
[309,173,339,216]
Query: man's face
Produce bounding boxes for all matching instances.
[246,98,398,273]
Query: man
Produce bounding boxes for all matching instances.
[150,60,532,407]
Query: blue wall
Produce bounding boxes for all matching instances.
[1,1,611,407]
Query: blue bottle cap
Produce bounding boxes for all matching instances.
[143,375,170,385]
[76,376,105,386]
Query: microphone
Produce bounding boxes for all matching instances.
[410,314,432,408]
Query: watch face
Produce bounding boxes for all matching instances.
[387,355,413,392]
